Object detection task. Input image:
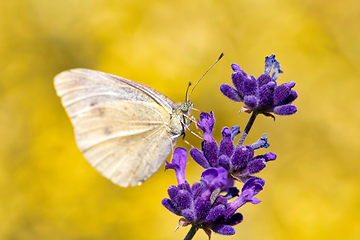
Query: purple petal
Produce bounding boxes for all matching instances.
[260,152,277,162]
[283,81,296,88]
[162,198,181,216]
[190,148,210,169]
[218,155,231,171]
[231,71,247,96]
[200,167,229,200]
[167,185,179,200]
[225,213,243,226]
[273,84,291,106]
[166,147,187,170]
[227,177,265,211]
[257,74,273,87]
[274,83,297,106]
[231,63,241,71]
[202,141,219,167]
[178,182,191,192]
[242,158,266,175]
[250,197,262,204]
[231,146,254,171]
[220,84,242,102]
[173,190,193,210]
[197,111,215,141]
[243,75,258,96]
[221,178,235,193]
[213,195,228,206]
[201,168,220,187]
[165,147,187,184]
[244,95,258,109]
[205,204,226,223]
[200,167,228,191]
[273,104,297,115]
[181,209,196,222]
[194,197,211,219]
[258,82,276,109]
[241,177,265,199]
[191,182,202,198]
[282,89,298,105]
[210,225,235,235]
[219,127,234,157]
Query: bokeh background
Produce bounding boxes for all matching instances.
[1,0,360,239]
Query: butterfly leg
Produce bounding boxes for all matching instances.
[183,114,203,138]
[182,138,196,149]
[190,115,202,136]
[183,123,203,140]
[169,132,182,154]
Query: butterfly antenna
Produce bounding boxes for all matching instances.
[185,82,192,102]
[187,52,224,101]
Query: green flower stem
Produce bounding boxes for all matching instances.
[184,225,199,240]
[236,111,258,148]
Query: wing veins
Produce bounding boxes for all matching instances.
[89,124,169,179]
[81,124,168,153]
[57,85,115,96]
[64,93,124,108]
[103,73,173,112]
[126,129,173,182]
[105,125,168,180]
[74,121,165,135]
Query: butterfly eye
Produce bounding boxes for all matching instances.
[180,102,189,113]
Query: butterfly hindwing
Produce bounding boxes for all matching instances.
[54,69,180,187]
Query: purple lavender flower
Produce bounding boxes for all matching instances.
[190,112,276,182]
[165,147,187,185]
[162,147,265,238]
[162,55,298,239]
[220,54,298,117]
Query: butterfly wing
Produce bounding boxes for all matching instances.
[54,68,180,187]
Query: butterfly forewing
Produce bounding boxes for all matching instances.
[54,69,182,187]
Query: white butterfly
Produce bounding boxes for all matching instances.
[54,69,192,187]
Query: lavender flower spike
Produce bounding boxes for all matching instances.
[220,54,298,117]
[163,150,244,238]
[190,112,276,182]
[191,111,220,168]
[162,166,246,238]
[163,165,266,238]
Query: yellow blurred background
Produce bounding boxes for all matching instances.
[1,0,359,239]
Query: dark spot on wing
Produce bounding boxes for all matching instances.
[91,106,105,116]
[104,126,112,135]
[98,108,105,116]
[90,101,97,106]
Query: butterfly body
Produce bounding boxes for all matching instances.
[54,69,192,187]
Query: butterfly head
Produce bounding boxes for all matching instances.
[180,101,193,114]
